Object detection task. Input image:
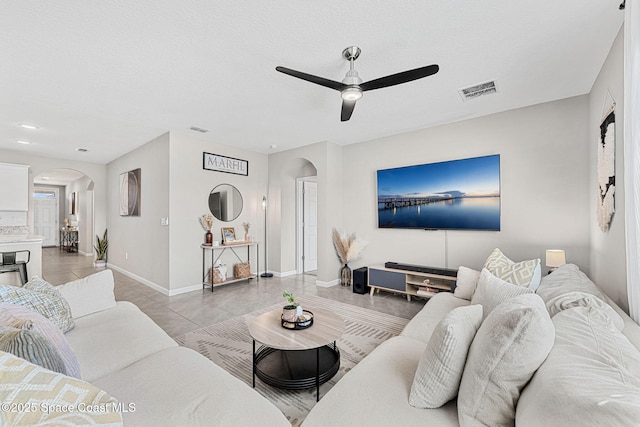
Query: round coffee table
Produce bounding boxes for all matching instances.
[248,307,345,401]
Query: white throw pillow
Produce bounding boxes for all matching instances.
[57,270,116,319]
[516,306,640,427]
[470,269,534,320]
[483,248,541,289]
[458,293,555,427]
[453,267,481,301]
[409,305,483,408]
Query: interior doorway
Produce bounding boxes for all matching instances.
[297,177,318,274]
[33,187,59,247]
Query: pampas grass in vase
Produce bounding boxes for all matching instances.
[332,228,367,286]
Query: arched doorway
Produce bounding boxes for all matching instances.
[33,169,95,254]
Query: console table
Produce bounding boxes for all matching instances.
[201,242,259,291]
[59,229,78,253]
[368,264,457,301]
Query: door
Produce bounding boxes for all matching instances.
[33,188,58,247]
[303,181,318,272]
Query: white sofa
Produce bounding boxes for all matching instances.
[58,270,291,426]
[303,264,640,426]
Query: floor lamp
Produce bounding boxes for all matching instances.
[261,195,273,278]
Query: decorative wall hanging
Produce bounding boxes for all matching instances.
[597,94,616,232]
[119,168,141,216]
[203,152,248,176]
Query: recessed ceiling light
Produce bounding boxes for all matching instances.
[76,148,88,152]
[270,144,277,149]
[16,140,32,145]
[18,123,38,130]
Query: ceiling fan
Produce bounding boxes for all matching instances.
[276,46,439,122]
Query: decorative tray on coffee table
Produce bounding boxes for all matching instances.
[281,310,314,330]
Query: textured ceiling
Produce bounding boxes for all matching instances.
[0,1,624,164]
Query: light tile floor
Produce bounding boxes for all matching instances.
[42,248,425,337]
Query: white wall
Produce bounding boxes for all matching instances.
[66,175,94,254]
[268,141,343,284]
[106,133,171,291]
[341,95,591,275]
[0,150,107,246]
[168,132,268,292]
[589,28,627,311]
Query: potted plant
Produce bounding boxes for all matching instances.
[282,290,303,321]
[94,229,108,268]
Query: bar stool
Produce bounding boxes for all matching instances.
[0,250,30,286]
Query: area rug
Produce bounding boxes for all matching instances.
[174,295,409,426]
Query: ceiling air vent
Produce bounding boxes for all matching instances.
[76,148,88,152]
[190,126,208,133]
[458,80,498,101]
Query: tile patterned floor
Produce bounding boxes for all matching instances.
[42,247,425,337]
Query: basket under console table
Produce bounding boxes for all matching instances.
[368,263,458,301]
[201,242,259,291]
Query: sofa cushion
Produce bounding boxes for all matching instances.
[516,306,640,427]
[64,301,178,382]
[409,304,483,408]
[453,266,480,300]
[483,248,541,289]
[0,325,67,375]
[0,351,122,426]
[0,302,81,378]
[458,293,555,427]
[0,279,75,333]
[401,292,470,343]
[57,269,117,319]
[93,346,290,427]
[303,335,459,426]
[470,269,534,320]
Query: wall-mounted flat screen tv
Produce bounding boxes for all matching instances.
[377,154,500,231]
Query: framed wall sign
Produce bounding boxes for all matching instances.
[203,152,248,176]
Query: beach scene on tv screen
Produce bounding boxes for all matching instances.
[377,154,501,231]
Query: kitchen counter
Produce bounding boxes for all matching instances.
[0,236,43,286]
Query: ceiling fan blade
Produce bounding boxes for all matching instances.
[341,99,357,122]
[276,66,346,91]
[360,64,439,92]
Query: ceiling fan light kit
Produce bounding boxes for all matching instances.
[276,46,439,122]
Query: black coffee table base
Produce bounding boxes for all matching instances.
[252,341,340,402]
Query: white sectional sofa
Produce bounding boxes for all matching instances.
[0,270,290,426]
[62,270,290,427]
[303,264,640,426]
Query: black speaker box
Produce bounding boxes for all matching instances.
[353,267,369,294]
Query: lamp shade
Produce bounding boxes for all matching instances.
[545,249,566,268]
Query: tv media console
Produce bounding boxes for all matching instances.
[368,264,458,302]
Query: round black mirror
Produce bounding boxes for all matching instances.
[208,184,243,222]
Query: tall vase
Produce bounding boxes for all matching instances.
[205,230,213,245]
[340,264,352,287]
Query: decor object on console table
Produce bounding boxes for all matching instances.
[331,228,367,286]
[93,229,108,268]
[200,213,214,245]
[243,222,251,242]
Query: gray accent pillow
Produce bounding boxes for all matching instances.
[0,302,81,378]
[470,269,534,320]
[0,325,67,375]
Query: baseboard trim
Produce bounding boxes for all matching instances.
[274,270,297,278]
[315,279,340,288]
[107,264,170,296]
